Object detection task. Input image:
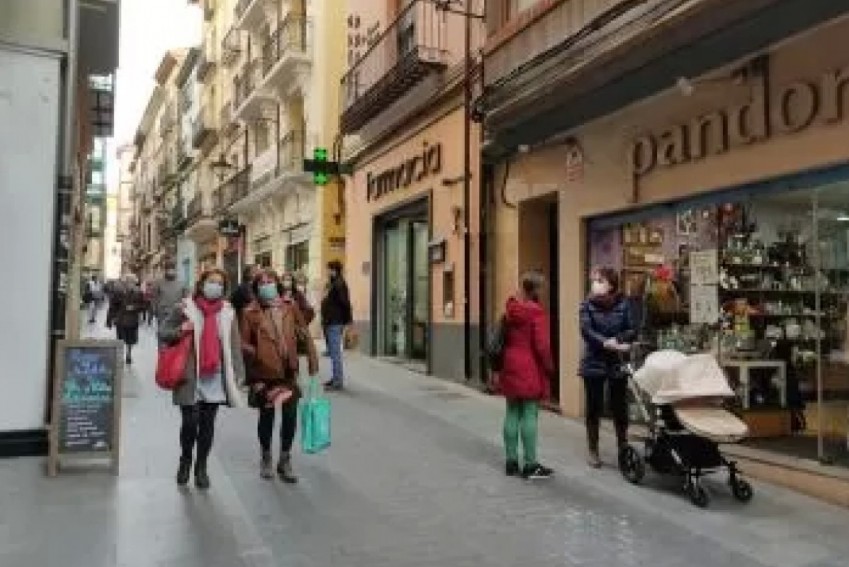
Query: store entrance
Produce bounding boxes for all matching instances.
[377,207,429,364]
[518,197,560,401]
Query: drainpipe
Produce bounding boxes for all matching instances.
[462,2,472,381]
[49,0,79,421]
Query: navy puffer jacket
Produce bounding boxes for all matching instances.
[579,295,635,378]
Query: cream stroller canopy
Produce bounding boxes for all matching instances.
[634,351,735,405]
[634,351,747,443]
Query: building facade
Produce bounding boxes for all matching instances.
[186,0,347,299]
[482,0,849,500]
[0,0,120,456]
[341,0,484,381]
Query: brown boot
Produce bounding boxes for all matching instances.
[587,425,602,468]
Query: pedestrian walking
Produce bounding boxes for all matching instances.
[84,275,104,324]
[579,266,635,468]
[142,279,156,326]
[153,259,188,325]
[320,260,352,390]
[496,271,555,480]
[241,269,318,483]
[157,268,245,489]
[106,274,144,365]
[230,264,259,320]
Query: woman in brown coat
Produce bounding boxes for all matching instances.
[241,269,318,482]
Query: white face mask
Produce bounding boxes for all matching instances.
[591,280,610,296]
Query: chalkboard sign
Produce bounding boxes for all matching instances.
[49,340,123,476]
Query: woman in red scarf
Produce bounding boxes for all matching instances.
[158,269,245,490]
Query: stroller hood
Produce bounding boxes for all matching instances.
[634,351,735,404]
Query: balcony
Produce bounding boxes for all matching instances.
[340,0,449,134]
[232,130,305,213]
[260,15,311,94]
[213,167,251,213]
[221,27,242,67]
[220,99,238,138]
[192,105,218,153]
[203,0,215,21]
[176,143,193,170]
[159,105,176,135]
[234,0,268,31]
[233,59,271,120]
[197,40,216,83]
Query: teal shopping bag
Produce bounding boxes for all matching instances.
[300,378,331,454]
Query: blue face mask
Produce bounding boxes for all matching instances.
[258,283,279,303]
[202,282,224,300]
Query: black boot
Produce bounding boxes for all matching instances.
[277,451,297,484]
[260,451,274,480]
[587,423,602,468]
[195,459,210,490]
[615,422,629,450]
[176,456,192,486]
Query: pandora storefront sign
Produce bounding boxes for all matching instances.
[629,62,849,178]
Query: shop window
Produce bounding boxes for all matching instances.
[587,182,849,466]
[286,241,309,274]
[443,266,455,318]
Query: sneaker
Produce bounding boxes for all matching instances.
[522,463,554,480]
[587,451,602,469]
[277,452,298,484]
[176,457,192,486]
[260,452,274,480]
[505,460,520,477]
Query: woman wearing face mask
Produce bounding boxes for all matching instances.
[580,267,635,468]
[158,269,246,489]
[241,270,318,482]
[497,270,555,480]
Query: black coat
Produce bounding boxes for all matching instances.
[579,296,635,378]
[321,277,352,326]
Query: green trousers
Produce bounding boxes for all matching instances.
[503,400,539,465]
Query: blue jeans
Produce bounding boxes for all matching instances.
[326,324,345,384]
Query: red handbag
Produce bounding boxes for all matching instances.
[155,333,192,390]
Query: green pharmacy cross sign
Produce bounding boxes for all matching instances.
[303,147,351,186]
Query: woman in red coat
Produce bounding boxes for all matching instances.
[498,271,555,480]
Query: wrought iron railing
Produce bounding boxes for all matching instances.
[233,59,260,108]
[261,15,309,76]
[341,0,448,118]
[277,129,305,172]
[214,167,251,211]
[221,26,242,66]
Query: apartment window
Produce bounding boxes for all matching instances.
[255,121,271,156]
[286,241,309,273]
[507,0,538,19]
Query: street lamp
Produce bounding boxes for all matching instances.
[434,0,484,382]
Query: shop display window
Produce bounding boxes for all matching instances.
[588,181,849,466]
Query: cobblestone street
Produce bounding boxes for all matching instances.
[1,321,849,566]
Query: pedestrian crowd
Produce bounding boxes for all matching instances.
[95,259,630,489]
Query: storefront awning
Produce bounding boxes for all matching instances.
[483,0,849,161]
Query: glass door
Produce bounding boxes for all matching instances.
[382,221,408,357]
[410,220,429,360]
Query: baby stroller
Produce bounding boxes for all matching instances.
[618,348,754,507]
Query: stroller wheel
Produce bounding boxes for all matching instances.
[618,445,645,485]
[731,479,754,503]
[686,481,709,508]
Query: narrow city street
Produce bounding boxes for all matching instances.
[0,316,846,567]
